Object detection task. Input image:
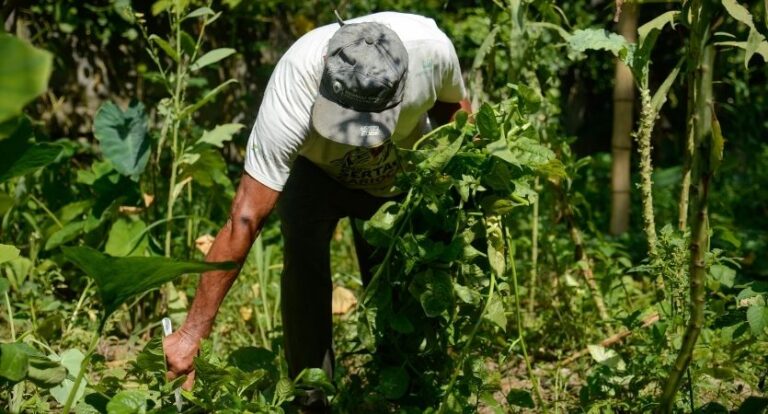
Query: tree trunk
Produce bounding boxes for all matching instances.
[610,3,639,235]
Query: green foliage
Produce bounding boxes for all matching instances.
[0,35,53,124]
[61,246,236,324]
[93,101,150,180]
[0,118,64,183]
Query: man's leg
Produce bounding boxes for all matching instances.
[278,157,341,383]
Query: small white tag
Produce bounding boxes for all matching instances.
[360,125,381,137]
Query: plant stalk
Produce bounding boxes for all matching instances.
[508,234,546,412]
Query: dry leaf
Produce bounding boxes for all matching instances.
[332,286,357,315]
[195,234,215,255]
[143,193,155,207]
[118,205,143,214]
[251,283,261,298]
[239,306,253,321]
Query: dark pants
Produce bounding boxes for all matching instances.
[277,156,391,380]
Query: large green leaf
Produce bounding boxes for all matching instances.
[62,246,237,323]
[0,118,64,183]
[568,28,630,56]
[93,101,150,179]
[0,35,53,123]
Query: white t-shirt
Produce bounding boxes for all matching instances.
[244,12,466,197]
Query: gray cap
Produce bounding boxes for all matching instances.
[312,21,408,147]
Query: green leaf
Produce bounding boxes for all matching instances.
[0,343,30,382]
[61,246,237,323]
[105,218,148,257]
[710,109,725,174]
[0,118,63,183]
[472,26,500,70]
[638,11,679,48]
[26,356,67,388]
[297,368,335,395]
[476,103,499,139]
[197,123,244,148]
[148,34,178,62]
[0,244,20,265]
[409,269,454,317]
[506,388,535,408]
[587,344,626,370]
[50,348,87,405]
[377,366,409,399]
[184,6,214,20]
[134,337,165,373]
[485,215,505,277]
[0,35,53,123]
[722,0,756,29]
[363,201,402,247]
[106,390,150,414]
[568,29,630,56]
[179,79,237,118]
[274,377,294,403]
[651,59,683,114]
[45,221,87,251]
[418,135,463,172]
[746,304,768,336]
[190,48,236,71]
[484,296,507,331]
[93,101,150,179]
[745,28,764,68]
[709,264,736,289]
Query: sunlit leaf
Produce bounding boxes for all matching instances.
[106,390,150,414]
[148,34,178,61]
[0,244,20,265]
[651,59,683,113]
[484,296,507,331]
[638,11,679,47]
[0,35,53,123]
[476,103,499,139]
[587,344,626,371]
[197,123,244,148]
[93,101,150,180]
[722,0,756,29]
[190,48,236,71]
[62,246,237,324]
[105,218,148,257]
[184,6,214,20]
[50,348,87,405]
[746,304,768,336]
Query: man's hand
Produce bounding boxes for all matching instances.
[163,327,200,390]
[163,173,280,390]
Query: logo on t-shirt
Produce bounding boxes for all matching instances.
[360,125,381,137]
[330,142,398,188]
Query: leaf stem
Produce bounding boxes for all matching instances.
[507,231,546,412]
[61,330,100,414]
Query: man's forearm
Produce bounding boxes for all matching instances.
[181,218,256,337]
[180,174,280,339]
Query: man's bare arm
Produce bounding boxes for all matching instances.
[164,173,279,387]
